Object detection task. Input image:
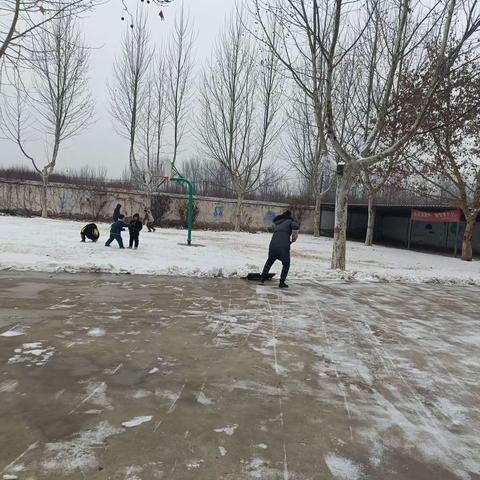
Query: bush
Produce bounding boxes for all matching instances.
[177,199,200,228]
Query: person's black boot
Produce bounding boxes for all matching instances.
[279,262,290,289]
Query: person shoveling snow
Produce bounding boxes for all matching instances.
[260,210,299,289]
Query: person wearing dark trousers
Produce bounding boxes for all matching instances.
[128,213,143,249]
[80,223,99,242]
[105,215,128,248]
[260,210,300,288]
[113,204,122,222]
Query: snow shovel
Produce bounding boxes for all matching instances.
[245,273,275,281]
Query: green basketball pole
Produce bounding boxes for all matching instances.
[171,176,193,246]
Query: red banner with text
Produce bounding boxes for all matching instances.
[411,209,462,223]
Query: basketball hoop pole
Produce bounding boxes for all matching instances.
[170,175,193,246]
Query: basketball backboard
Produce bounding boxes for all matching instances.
[164,162,174,180]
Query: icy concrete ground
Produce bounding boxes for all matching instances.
[0,272,479,479]
[1,215,479,284]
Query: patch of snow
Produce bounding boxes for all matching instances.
[84,382,112,410]
[148,367,159,374]
[186,459,204,470]
[132,389,152,399]
[8,342,54,367]
[256,443,268,449]
[155,389,181,402]
[218,446,227,457]
[325,454,363,480]
[0,380,18,393]
[197,391,214,406]
[28,349,47,356]
[214,424,238,436]
[273,363,288,376]
[0,329,24,337]
[435,397,468,426]
[124,465,143,480]
[122,416,153,428]
[247,458,281,479]
[42,421,122,474]
[87,327,106,337]
[22,342,42,349]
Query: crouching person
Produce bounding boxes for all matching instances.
[81,223,99,242]
[105,215,128,249]
[260,210,299,288]
[128,213,143,249]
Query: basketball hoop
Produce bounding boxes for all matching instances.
[151,162,194,246]
[152,162,175,187]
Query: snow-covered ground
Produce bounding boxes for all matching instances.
[0,215,479,285]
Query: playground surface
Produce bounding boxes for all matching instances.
[0,272,479,479]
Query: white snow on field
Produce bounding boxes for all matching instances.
[0,216,479,285]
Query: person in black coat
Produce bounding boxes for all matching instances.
[128,213,143,249]
[105,215,128,248]
[260,210,300,288]
[80,223,99,242]
[113,204,122,222]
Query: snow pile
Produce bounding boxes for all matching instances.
[0,216,479,285]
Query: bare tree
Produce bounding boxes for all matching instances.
[358,159,404,246]
[109,11,153,189]
[2,9,93,217]
[0,0,177,72]
[110,7,193,197]
[255,0,480,270]
[400,52,480,261]
[138,58,169,194]
[166,5,194,169]
[0,0,96,77]
[181,156,234,197]
[285,90,334,236]
[199,7,281,231]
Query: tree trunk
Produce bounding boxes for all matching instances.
[331,173,350,270]
[234,193,244,232]
[41,175,49,218]
[314,194,322,237]
[461,215,477,261]
[365,194,376,246]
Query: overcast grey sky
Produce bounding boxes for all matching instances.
[0,0,234,177]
